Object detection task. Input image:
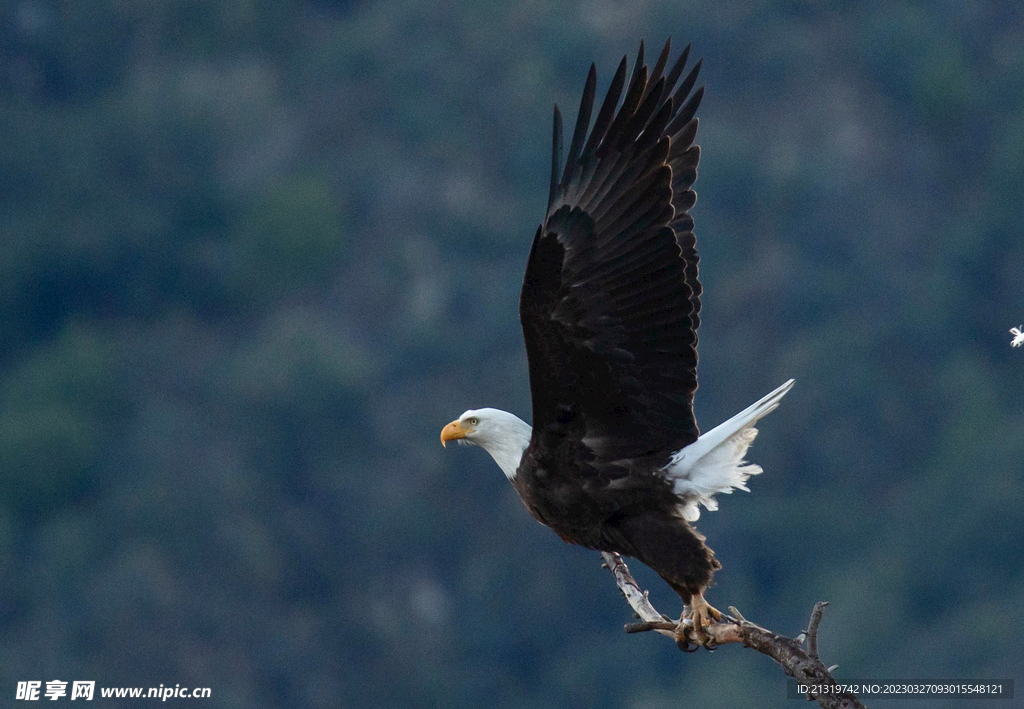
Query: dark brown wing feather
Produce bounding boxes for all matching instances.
[520,40,704,468]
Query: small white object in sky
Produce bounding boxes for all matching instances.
[1011,326,1024,348]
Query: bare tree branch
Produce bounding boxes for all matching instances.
[601,552,867,709]
[807,600,828,660]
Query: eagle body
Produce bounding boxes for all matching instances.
[441,40,793,640]
[514,440,721,602]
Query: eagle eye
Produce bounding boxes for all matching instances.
[468,417,479,426]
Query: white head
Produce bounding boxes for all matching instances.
[440,407,532,480]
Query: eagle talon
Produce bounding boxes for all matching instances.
[679,593,723,650]
[677,636,700,652]
[674,625,699,652]
[674,619,716,651]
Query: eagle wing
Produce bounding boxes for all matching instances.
[519,40,704,468]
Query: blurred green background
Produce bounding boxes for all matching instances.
[1,0,1022,707]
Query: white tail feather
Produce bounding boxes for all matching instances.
[666,379,794,521]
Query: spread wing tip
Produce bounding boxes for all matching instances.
[525,39,708,459]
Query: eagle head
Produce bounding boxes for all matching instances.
[440,408,532,480]
[439,409,497,447]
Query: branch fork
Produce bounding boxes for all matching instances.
[600,552,867,709]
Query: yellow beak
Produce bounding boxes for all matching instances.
[440,419,472,447]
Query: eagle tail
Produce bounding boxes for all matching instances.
[665,379,795,521]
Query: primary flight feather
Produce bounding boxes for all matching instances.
[441,39,793,646]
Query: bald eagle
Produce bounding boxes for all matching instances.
[441,40,793,646]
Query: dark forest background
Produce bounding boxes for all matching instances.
[1,1,1022,707]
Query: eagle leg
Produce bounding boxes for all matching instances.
[676,592,722,650]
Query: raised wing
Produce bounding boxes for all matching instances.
[520,40,704,465]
